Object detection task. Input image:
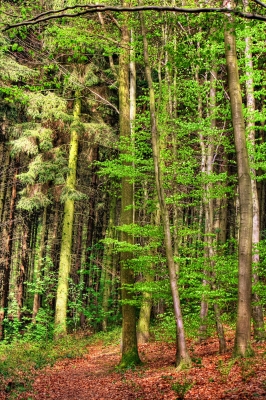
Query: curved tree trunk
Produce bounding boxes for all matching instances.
[140,9,191,369]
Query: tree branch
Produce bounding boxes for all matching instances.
[3,5,266,31]
[252,0,266,8]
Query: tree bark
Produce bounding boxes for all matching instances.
[119,6,140,367]
[224,1,253,356]
[0,165,17,339]
[244,16,265,340]
[54,91,80,338]
[139,9,191,369]
[32,206,47,322]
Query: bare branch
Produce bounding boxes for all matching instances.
[88,87,119,114]
[3,5,266,31]
[21,3,105,23]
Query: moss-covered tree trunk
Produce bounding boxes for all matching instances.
[54,92,81,338]
[32,206,47,322]
[101,195,116,332]
[119,7,140,368]
[224,1,253,356]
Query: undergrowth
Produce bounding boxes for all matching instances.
[0,334,91,398]
[0,326,122,398]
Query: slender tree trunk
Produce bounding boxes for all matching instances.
[17,215,29,320]
[244,21,265,340]
[54,91,80,338]
[0,144,10,224]
[137,187,158,344]
[32,207,47,322]
[224,1,253,356]
[140,9,191,369]
[0,165,17,339]
[102,195,116,331]
[119,7,140,367]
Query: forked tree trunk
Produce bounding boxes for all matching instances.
[140,9,191,369]
[224,0,253,356]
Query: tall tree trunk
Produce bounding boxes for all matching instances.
[119,7,140,368]
[17,215,29,320]
[54,91,80,338]
[0,165,17,339]
[224,0,253,356]
[101,195,116,332]
[0,144,10,224]
[32,207,47,322]
[244,17,265,340]
[140,9,191,369]
[137,187,158,344]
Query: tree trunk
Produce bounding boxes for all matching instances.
[102,195,116,331]
[137,273,153,344]
[140,9,191,369]
[17,215,29,320]
[224,1,253,356]
[54,91,80,338]
[32,206,47,322]
[0,165,17,339]
[244,20,265,340]
[119,7,140,367]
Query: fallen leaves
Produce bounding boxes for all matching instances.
[2,330,266,400]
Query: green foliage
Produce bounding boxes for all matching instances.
[170,378,194,399]
[60,186,88,202]
[17,192,51,211]
[0,51,38,83]
[26,92,71,122]
[0,334,91,398]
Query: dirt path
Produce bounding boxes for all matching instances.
[18,339,266,399]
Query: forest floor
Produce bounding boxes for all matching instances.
[3,327,265,400]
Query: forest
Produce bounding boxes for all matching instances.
[1,0,266,398]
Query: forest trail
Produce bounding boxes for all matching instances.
[16,334,266,400]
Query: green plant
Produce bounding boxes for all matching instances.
[0,333,92,398]
[217,358,236,382]
[171,378,193,399]
[239,357,256,382]
[24,308,54,342]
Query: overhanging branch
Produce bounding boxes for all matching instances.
[252,0,266,8]
[3,5,266,31]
